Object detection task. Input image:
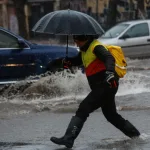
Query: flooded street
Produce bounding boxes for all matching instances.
[0,58,150,150]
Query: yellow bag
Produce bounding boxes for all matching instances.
[105,45,127,78]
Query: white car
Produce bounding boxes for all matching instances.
[99,20,150,58]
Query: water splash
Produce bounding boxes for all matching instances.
[1,69,150,100]
[1,58,150,115]
[118,71,150,96]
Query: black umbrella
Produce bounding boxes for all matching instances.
[32,9,104,56]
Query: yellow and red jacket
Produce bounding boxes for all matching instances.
[81,40,106,76]
[67,39,115,88]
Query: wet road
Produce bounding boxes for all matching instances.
[1,58,150,149]
[0,109,150,150]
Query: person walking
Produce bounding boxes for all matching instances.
[50,35,140,148]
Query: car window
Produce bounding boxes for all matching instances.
[0,30,20,48]
[123,23,149,38]
[101,23,129,38]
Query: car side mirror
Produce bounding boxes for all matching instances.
[119,34,130,39]
[18,39,26,48]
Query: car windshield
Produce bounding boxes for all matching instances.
[101,23,130,38]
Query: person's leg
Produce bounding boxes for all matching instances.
[101,88,140,138]
[50,116,84,148]
[75,87,104,120]
[50,87,104,148]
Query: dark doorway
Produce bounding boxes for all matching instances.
[29,1,54,38]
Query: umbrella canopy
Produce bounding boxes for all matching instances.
[32,9,104,35]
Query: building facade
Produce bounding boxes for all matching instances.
[0,0,149,37]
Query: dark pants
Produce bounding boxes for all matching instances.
[75,85,126,129]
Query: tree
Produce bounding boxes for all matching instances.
[138,0,145,12]
[137,0,145,18]
[12,0,28,39]
[107,0,118,29]
[107,0,139,29]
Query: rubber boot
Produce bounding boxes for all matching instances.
[50,116,84,148]
[121,120,140,138]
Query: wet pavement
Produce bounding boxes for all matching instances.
[1,58,150,150]
[0,110,150,150]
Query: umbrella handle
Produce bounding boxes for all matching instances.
[66,35,68,57]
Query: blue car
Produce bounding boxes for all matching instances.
[0,27,78,84]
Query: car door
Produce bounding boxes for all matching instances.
[117,22,150,58]
[0,29,36,80]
